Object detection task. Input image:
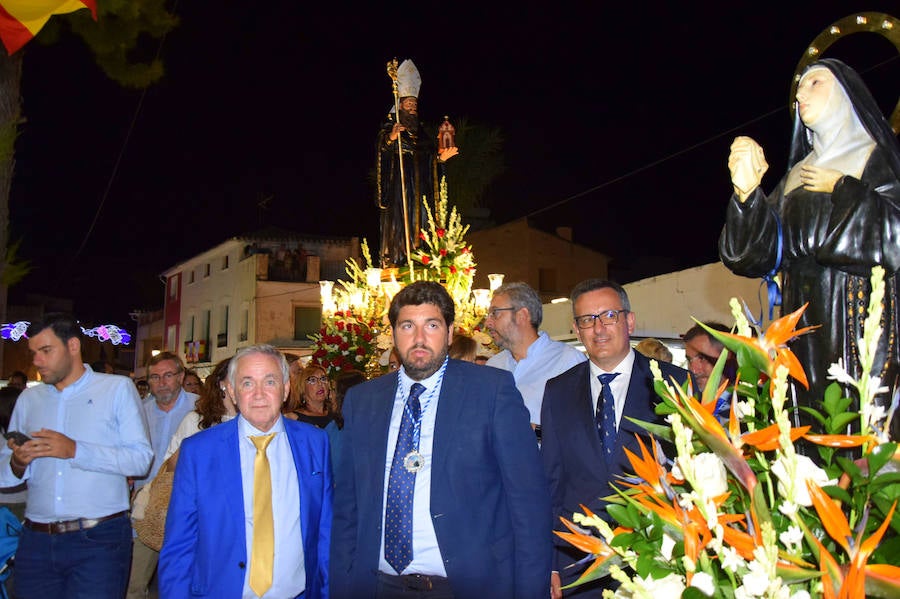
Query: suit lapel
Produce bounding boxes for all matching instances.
[430,361,464,480]
[573,362,604,458]
[366,373,398,496]
[286,424,313,555]
[218,421,247,543]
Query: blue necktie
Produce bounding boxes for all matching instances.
[384,382,426,574]
[596,373,620,457]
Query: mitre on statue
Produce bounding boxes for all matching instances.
[396,59,422,99]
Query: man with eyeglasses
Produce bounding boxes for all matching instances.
[540,279,688,598]
[683,322,735,421]
[128,351,198,599]
[485,282,586,430]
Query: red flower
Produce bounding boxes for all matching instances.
[450,265,457,274]
[419,231,426,240]
[321,358,330,367]
[439,249,447,257]
[313,348,327,358]
[436,228,445,238]
[336,321,345,331]
[421,255,431,264]
[353,324,361,334]
[461,247,469,254]
[363,333,373,342]
[368,320,376,327]
[356,346,367,355]
[334,311,344,317]
[339,342,350,351]
[464,267,473,275]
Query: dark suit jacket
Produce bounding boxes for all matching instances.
[331,359,552,599]
[159,417,332,599]
[540,351,687,592]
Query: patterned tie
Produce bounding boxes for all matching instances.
[250,433,276,598]
[384,382,426,574]
[596,373,620,458]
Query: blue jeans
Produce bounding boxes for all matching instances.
[13,515,132,599]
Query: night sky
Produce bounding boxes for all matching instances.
[7,2,900,326]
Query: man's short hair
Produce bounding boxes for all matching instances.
[494,282,542,330]
[8,371,26,385]
[388,281,455,329]
[27,313,82,343]
[227,344,290,387]
[570,279,631,314]
[682,322,729,350]
[147,351,185,372]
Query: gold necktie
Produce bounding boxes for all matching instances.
[250,433,276,597]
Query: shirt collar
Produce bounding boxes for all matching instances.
[237,413,286,438]
[588,348,636,377]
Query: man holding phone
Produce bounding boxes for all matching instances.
[0,314,153,599]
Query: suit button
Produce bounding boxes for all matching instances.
[238,562,245,569]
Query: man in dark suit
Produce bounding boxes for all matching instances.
[331,281,552,599]
[159,344,332,599]
[541,279,688,598]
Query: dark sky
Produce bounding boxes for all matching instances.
[7,2,900,326]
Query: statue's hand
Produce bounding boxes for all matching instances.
[799,165,842,193]
[389,122,405,141]
[438,146,459,162]
[728,136,768,202]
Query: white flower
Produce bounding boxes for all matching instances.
[778,501,799,517]
[779,525,803,548]
[670,460,685,481]
[635,573,685,596]
[690,572,715,596]
[826,359,855,385]
[771,454,833,507]
[735,400,752,419]
[790,592,811,599]
[660,534,676,561]
[740,566,772,596]
[691,453,729,498]
[720,546,745,573]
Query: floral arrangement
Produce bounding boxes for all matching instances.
[308,310,377,376]
[411,178,476,298]
[559,266,899,598]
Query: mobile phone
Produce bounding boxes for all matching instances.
[3,431,30,446]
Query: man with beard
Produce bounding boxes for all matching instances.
[331,281,552,599]
[0,314,152,598]
[485,282,586,431]
[376,59,457,267]
[127,351,198,599]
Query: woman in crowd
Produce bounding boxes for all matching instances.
[285,363,335,428]
[165,358,236,459]
[182,369,202,395]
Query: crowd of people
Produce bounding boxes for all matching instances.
[0,276,750,599]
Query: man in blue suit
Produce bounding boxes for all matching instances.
[159,344,332,599]
[331,281,552,599]
[541,279,688,598]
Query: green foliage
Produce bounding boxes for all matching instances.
[0,239,28,286]
[443,117,504,213]
[41,0,177,88]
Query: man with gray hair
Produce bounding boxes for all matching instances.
[160,344,332,599]
[485,282,586,427]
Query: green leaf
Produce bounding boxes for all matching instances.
[610,532,639,549]
[868,443,899,476]
[836,456,864,484]
[682,588,709,599]
[827,412,858,433]
[798,406,826,426]
[607,504,642,529]
[870,472,900,495]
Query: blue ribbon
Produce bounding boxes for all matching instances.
[761,210,783,322]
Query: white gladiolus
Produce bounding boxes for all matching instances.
[771,454,833,507]
[660,534,676,561]
[826,359,855,385]
[779,525,803,548]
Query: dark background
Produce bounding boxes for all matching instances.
[8,2,900,326]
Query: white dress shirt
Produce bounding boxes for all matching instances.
[379,359,449,577]
[237,415,305,598]
[588,349,636,430]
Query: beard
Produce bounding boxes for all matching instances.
[398,109,419,134]
[402,343,447,381]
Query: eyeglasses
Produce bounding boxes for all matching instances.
[486,306,517,320]
[685,352,717,366]
[148,371,180,383]
[574,309,628,329]
[305,376,328,385]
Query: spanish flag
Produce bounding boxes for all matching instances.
[0,0,97,55]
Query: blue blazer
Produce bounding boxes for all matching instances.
[540,352,687,590]
[158,417,332,599]
[331,359,553,599]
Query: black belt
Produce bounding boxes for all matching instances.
[377,571,451,592]
[24,510,129,534]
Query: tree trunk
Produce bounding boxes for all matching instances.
[0,50,23,372]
